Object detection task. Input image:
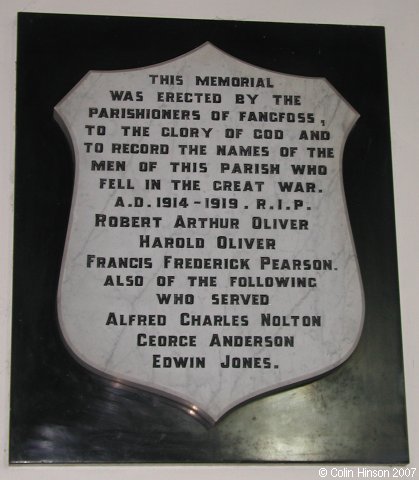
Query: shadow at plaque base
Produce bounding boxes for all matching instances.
[11,354,369,464]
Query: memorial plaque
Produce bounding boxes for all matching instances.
[55,43,363,422]
[10,13,408,463]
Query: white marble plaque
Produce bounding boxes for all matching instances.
[55,43,363,423]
